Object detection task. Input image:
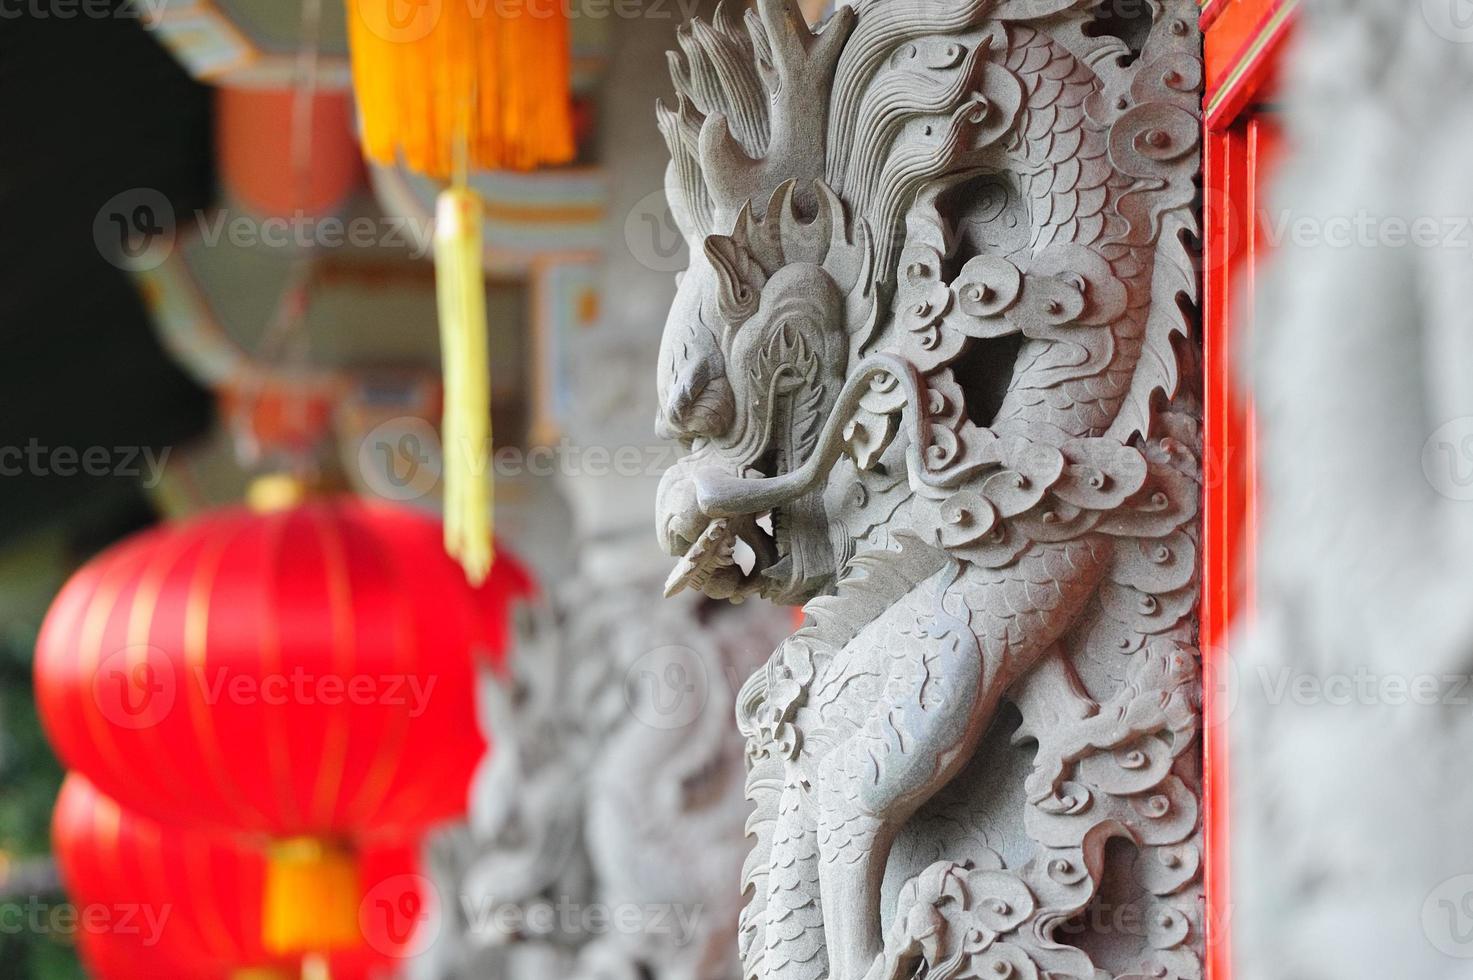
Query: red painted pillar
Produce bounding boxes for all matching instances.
[1201,2,1296,977]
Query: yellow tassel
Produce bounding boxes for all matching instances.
[262,838,360,955]
[435,187,494,585]
[346,0,527,579]
[344,0,575,178]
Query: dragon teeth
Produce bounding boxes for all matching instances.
[663,518,736,598]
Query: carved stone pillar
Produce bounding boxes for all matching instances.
[648,2,1206,978]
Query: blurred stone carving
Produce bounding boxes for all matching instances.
[650,1,1204,978]
[416,580,786,980]
[1233,3,1473,976]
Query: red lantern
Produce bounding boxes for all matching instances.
[36,497,533,954]
[216,87,365,219]
[54,773,426,980]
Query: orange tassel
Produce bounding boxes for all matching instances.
[344,0,575,178]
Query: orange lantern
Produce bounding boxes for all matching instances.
[54,774,428,980]
[36,498,533,957]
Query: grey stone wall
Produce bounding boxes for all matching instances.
[1234,2,1473,976]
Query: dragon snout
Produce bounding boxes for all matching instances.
[654,457,775,602]
[654,461,711,556]
[659,352,735,440]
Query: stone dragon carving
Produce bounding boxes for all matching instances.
[420,576,786,980]
[650,1,1204,978]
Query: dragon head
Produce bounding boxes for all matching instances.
[654,180,875,605]
[646,0,1022,605]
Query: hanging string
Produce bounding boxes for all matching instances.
[233,0,324,481]
[288,0,321,217]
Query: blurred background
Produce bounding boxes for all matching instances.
[1,9,214,975]
[13,0,1473,978]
